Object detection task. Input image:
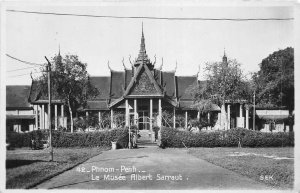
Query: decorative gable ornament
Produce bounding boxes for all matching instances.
[131,69,158,95]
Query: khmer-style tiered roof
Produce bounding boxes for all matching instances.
[7,85,32,110]
[85,27,202,111]
[28,26,203,111]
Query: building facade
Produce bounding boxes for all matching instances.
[26,28,249,134]
[8,28,290,135]
[6,86,35,132]
[88,28,202,129]
[26,28,208,136]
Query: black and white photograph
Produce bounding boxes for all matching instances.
[1,0,298,191]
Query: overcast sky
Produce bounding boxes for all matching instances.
[4,2,294,85]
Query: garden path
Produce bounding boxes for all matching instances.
[35,146,269,189]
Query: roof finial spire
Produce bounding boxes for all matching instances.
[140,22,145,54]
[56,44,62,65]
[107,60,112,71]
[223,47,227,64]
[174,61,177,73]
[153,54,156,66]
[158,58,163,70]
[197,64,200,77]
[122,57,127,70]
[142,22,144,37]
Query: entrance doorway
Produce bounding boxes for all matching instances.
[137,111,153,144]
[138,111,150,130]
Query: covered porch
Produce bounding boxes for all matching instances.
[31,100,67,131]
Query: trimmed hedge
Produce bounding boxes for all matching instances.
[7,128,129,149]
[7,130,47,149]
[160,127,294,148]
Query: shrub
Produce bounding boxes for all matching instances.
[152,126,160,140]
[7,132,26,148]
[51,128,129,148]
[7,128,129,149]
[160,127,294,148]
[116,128,130,149]
[6,130,49,148]
[130,125,138,132]
[189,118,212,131]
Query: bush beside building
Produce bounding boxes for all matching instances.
[160,127,294,148]
[7,128,129,149]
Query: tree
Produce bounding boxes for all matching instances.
[162,110,174,128]
[37,54,99,133]
[99,111,111,129]
[252,47,294,112]
[188,57,251,130]
[190,57,251,112]
[112,111,125,128]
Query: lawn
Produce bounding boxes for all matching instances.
[6,147,109,189]
[188,147,294,189]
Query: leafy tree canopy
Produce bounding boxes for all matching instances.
[37,54,99,132]
[252,47,294,112]
[189,58,251,112]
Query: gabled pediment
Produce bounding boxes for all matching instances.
[123,64,163,97]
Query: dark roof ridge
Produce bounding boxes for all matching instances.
[90,75,111,77]
[162,70,176,73]
[110,69,125,73]
[7,85,31,87]
[176,75,197,77]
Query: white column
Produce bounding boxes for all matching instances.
[125,99,129,127]
[218,112,221,130]
[240,103,243,117]
[150,99,153,130]
[173,107,176,128]
[35,105,38,130]
[197,111,201,129]
[208,112,211,130]
[227,104,231,130]
[185,111,188,129]
[39,105,42,130]
[110,109,114,128]
[61,104,64,127]
[86,111,89,117]
[41,104,45,129]
[98,111,102,128]
[55,104,58,130]
[44,104,48,130]
[134,99,137,125]
[29,124,34,132]
[246,108,249,129]
[158,99,162,127]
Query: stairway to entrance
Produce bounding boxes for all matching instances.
[137,130,157,146]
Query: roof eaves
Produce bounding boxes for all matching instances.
[109,97,124,108]
[123,64,144,96]
[163,97,178,107]
[143,64,163,95]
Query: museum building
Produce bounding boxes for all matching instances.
[8,28,272,135]
[27,28,209,132]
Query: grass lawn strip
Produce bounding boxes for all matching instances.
[6,147,109,189]
[188,147,294,189]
